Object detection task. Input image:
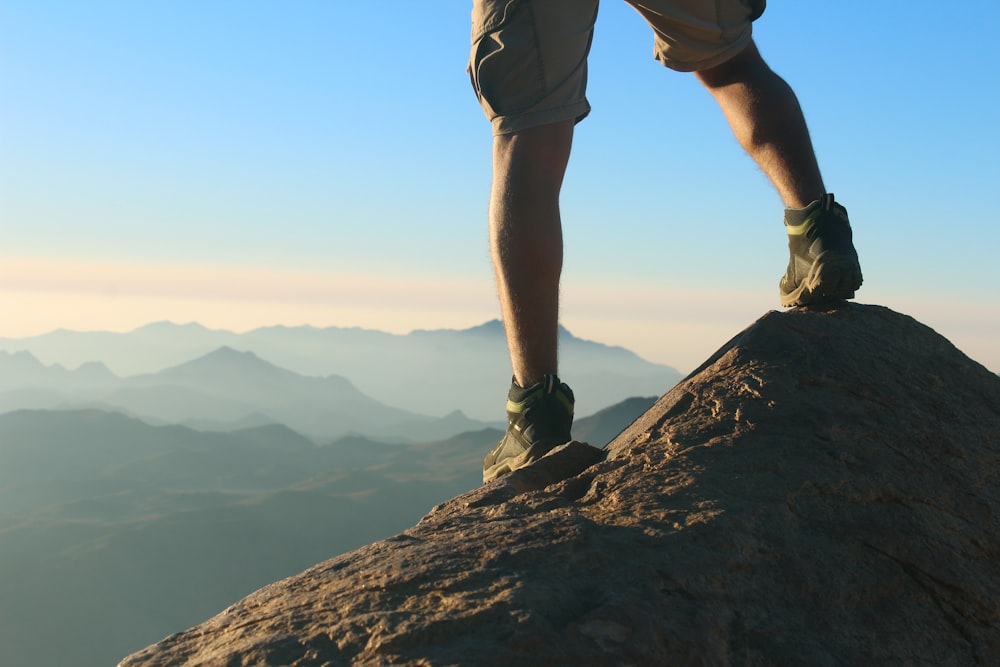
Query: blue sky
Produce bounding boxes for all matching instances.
[2,1,998,373]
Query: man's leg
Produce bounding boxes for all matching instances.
[490,120,574,388]
[695,40,824,209]
[468,0,596,482]
[481,120,577,483]
[696,40,862,305]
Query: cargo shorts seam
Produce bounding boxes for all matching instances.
[525,3,547,112]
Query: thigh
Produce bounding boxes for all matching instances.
[468,0,599,135]
[625,0,766,71]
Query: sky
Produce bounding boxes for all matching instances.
[2,1,998,375]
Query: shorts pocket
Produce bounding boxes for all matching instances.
[471,0,520,43]
[468,0,544,120]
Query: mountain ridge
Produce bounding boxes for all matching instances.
[2,346,495,442]
[0,320,682,420]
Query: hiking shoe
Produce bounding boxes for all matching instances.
[483,374,574,484]
[780,194,863,307]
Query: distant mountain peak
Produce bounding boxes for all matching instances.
[165,346,274,374]
[0,349,116,385]
[204,345,258,359]
[139,345,364,402]
[134,321,213,333]
[0,349,46,371]
[1,349,41,362]
[410,319,580,340]
[461,320,505,336]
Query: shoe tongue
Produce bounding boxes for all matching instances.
[784,194,834,226]
[509,373,559,401]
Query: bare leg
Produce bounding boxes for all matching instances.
[696,40,825,209]
[490,120,574,388]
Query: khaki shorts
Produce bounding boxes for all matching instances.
[469,0,766,135]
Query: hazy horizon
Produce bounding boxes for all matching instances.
[2,304,997,377]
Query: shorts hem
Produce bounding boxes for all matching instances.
[491,100,592,136]
[655,29,755,73]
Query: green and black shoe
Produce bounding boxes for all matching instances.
[483,374,574,484]
[780,193,863,307]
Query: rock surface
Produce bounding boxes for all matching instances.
[119,304,1000,666]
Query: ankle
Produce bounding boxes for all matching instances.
[784,194,833,226]
[512,372,557,393]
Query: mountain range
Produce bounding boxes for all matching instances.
[1,346,489,442]
[0,320,682,421]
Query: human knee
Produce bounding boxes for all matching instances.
[695,40,769,88]
[494,121,574,177]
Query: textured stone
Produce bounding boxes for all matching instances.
[119,304,1000,666]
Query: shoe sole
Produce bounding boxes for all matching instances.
[781,254,863,308]
[483,441,561,484]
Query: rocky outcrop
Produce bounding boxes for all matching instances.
[119,304,1000,666]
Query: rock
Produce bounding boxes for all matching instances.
[119,304,1000,666]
